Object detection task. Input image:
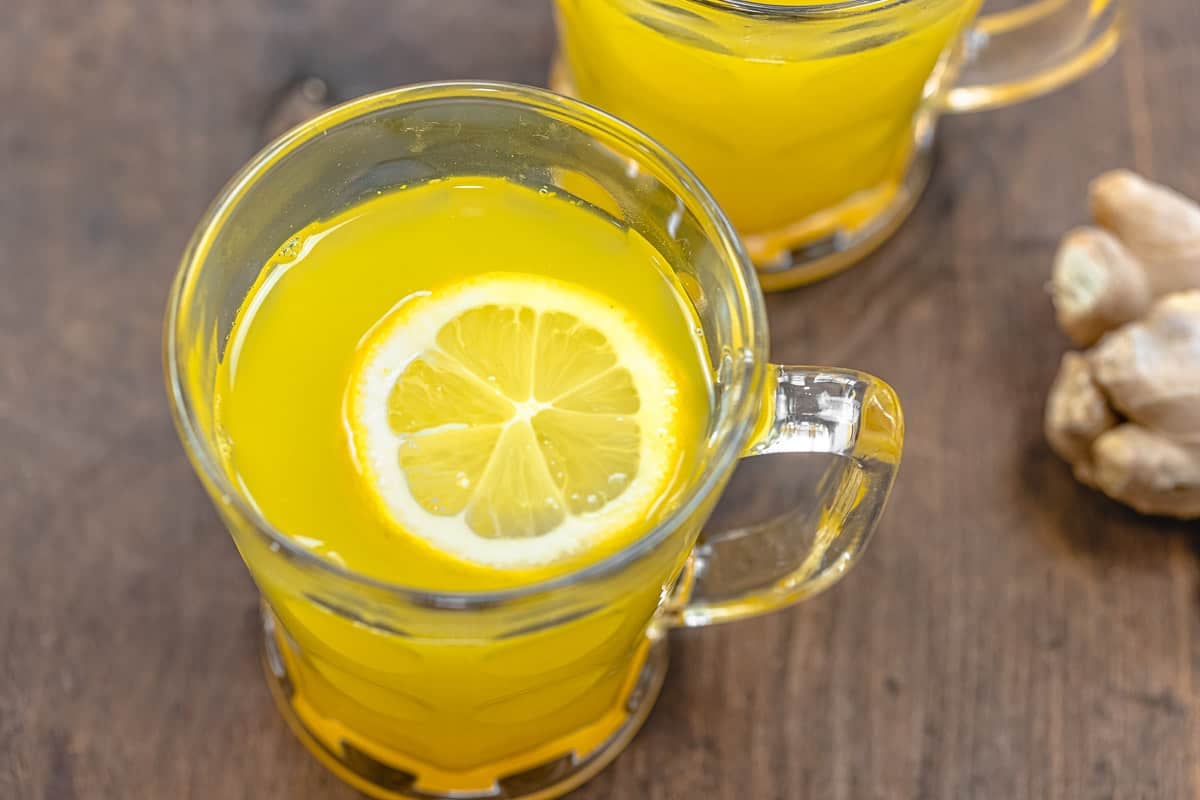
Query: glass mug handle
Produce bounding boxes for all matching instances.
[939,0,1125,113]
[665,366,903,627]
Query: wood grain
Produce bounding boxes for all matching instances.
[3,1,1199,798]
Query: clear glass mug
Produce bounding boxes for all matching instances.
[552,0,1125,289]
[164,83,904,800]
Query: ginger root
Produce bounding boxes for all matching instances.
[1051,228,1151,346]
[1090,170,1200,294]
[1045,171,1200,519]
[1044,351,1117,481]
[1087,292,1200,441]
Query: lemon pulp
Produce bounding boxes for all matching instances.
[348,273,682,567]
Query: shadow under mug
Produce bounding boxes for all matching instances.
[552,0,1125,289]
[165,82,904,800]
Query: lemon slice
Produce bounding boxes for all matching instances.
[347,273,682,568]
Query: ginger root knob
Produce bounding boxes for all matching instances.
[1090,170,1200,295]
[1044,351,1117,482]
[1091,425,1200,519]
[1050,227,1151,346]
[1087,292,1200,441]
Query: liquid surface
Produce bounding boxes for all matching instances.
[216,176,711,592]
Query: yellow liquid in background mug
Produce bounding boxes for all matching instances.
[554,0,983,263]
[215,176,714,791]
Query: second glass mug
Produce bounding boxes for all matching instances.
[165,84,903,800]
[552,0,1125,288]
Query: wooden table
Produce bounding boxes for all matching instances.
[4,2,1199,798]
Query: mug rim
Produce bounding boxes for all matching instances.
[685,0,910,18]
[164,81,769,608]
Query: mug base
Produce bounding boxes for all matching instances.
[548,55,935,291]
[261,602,668,800]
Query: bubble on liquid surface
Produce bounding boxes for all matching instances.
[214,426,233,458]
[275,236,302,260]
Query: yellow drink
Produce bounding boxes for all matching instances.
[171,83,910,800]
[554,0,983,262]
[214,176,711,790]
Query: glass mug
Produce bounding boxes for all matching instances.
[165,83,904,800]
[552,0,1125,289]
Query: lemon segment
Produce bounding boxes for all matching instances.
[347,273,682,568]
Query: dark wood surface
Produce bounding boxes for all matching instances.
[4,2,1200,798]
